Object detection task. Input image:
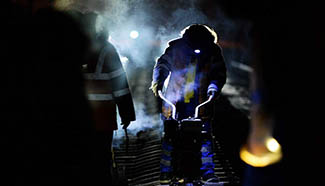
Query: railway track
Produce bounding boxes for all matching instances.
[112,128,241,186]
[111,67,246,185]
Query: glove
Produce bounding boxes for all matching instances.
[149,81,160,97]
[207,90,217,98]
[121,121,131,129]
[207,84,218,98]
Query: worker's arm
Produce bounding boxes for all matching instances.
[150,44,174,96]
[207,44,227,96]
[105,44,136,129]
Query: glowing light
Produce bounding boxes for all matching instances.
[239,138,282,167]
[194,49,201,54]
[130,30,139,39]
[266,138,280,152]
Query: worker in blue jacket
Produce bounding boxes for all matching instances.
[150,24,227,185]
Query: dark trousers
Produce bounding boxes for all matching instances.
[160,119,215,179]
[94,131,113,186]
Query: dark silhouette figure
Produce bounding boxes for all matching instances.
[80,13,136,186]
[3,1,96,185]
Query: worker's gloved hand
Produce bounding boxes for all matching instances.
[121,121,131,129]
[149,81,160,97]
[207,89,217,98]
[207,84,218,98]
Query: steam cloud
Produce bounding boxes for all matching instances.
[65,0,252,146]
[68,0,245,66]
[113,102,161,147]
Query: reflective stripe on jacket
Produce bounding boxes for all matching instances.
[84,42,135,131]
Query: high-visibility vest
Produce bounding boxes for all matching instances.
[84,44,132,131]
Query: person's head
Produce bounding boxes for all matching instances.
[76,12,98,40]
[181,24,218,47]
[95,15,109,41]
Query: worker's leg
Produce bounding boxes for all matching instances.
[94,131,113,186]
[160,119,178,184]
[200,121,219,183]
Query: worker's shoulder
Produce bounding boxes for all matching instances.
[104,41,116,50]
[101,42,122,66]
[102,41,119,55]
[210,42,223,53]
[167,38,184,47]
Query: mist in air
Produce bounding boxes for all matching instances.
[65,0,253,143]
[68,0,249,65]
